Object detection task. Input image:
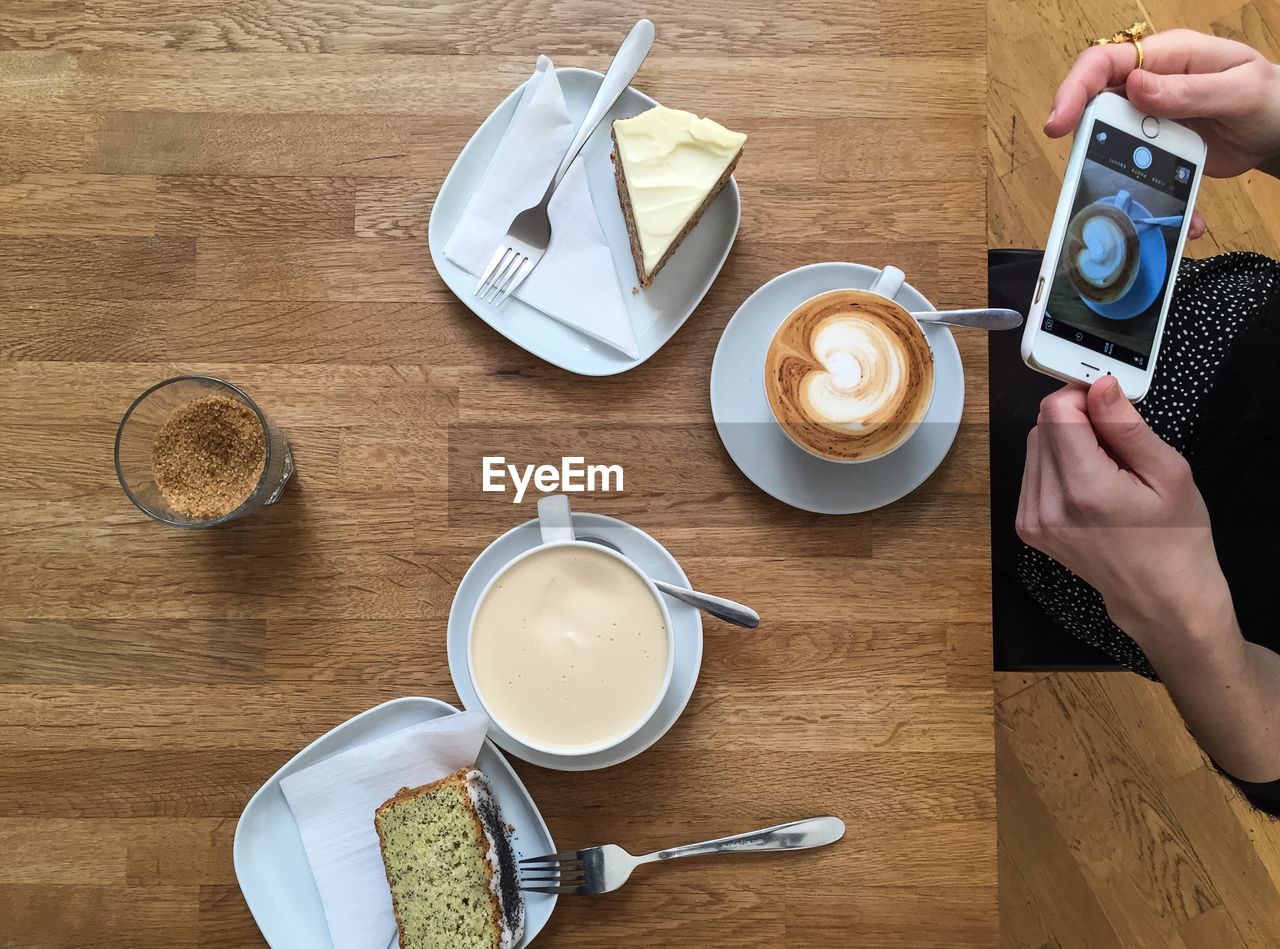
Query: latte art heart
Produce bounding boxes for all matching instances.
[765,290,935,463]
[1063,201,1140,304]
[802,318,908,428]
[1074,215,1128,289]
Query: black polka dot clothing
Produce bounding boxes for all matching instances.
[1017,252,1280,680]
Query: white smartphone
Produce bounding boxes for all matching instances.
[1021,91,1206,401]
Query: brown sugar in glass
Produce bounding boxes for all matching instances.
[115,376,294,527]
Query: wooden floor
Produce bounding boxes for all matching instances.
[990,1,1280,947]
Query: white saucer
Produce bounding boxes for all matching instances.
[447,512,703,770]
[233,696,557,948]
[428,67,741,376]
[710,262,965,514]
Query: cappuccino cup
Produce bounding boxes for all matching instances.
[763,266,936,464]
[466,495,674,758]
[1065,191,1140,304]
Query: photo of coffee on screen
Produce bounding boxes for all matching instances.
[1064,201,1140,304]
[1042,120,1196,369]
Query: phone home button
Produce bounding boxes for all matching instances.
[1141,115,1160,138]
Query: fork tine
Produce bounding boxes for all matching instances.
[519,851,582,865]
[517,865,583,876]
[517,866,583,877]
[519,866,584,876]
[480,250,520,302]
[478,248,517,299]
[486,253,525,304]
[519,874,586,885]
[474,246,513,297]
[483,255,522,304]
[492,257,534,306]
[520,884,588,896]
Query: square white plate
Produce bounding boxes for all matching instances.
[233,696,557,948]
[428,66,742,376]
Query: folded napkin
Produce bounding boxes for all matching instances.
[280,709,490,949]
[444,55,639,358]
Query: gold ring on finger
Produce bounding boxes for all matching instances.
[1090,21,1149,71]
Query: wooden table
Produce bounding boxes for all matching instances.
[0,2,993,945]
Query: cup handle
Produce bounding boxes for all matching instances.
[536,494,575,545]
[1115,189,1131,214]
[868,265,905,301]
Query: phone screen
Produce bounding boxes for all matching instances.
[1041,119,1197,368]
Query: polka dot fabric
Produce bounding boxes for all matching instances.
[1017,252,1280,680]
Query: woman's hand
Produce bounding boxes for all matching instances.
[1046,29,1280,239]
[1016,377,1232,643]
[1019,377,1280,783]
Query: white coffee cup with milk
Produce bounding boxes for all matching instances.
[466,495,675,758]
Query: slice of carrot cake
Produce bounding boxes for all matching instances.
[611,106,746,287]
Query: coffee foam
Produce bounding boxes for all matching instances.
[1065,202,1139,303]
[470,544,669,751]
[765,290,934,462]
[1076,215,1128,288]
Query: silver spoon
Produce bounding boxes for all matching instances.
[577,534,760,629]
[910,308,1023,331]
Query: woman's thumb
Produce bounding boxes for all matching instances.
[1086,376,1172,473]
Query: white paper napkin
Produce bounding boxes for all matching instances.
[279,710,490,949]
[444,55,639,359]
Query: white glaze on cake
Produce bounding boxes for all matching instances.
[464,769,525,949]
[611,106,746,273]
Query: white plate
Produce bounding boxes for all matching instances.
[710,262,965,514]
[428,66,741,376]
[447,512,703,770]
[233,696,557,948]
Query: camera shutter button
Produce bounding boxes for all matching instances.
[1141,116,1160,138]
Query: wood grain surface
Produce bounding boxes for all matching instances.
[996,673,1280,949]
[0,2,992,946]
[989,0,1280,261]
[990,1,1280,946]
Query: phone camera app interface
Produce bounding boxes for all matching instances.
[1043,120,1195,367]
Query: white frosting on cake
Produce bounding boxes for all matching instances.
[612,106,746,274]
[464,769,524,949]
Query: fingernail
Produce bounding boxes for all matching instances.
[1046,107,1057,127]
[1101,377,1122,404]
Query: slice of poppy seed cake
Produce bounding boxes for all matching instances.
[375,767,525,949]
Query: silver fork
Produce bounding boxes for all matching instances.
[474,19,655,305]
[519,816,844,895]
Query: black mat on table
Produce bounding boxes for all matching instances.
[987,249,1121,672]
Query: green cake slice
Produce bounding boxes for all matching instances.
[375,767,525,949]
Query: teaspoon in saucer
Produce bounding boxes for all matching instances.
[909,307,1023,331]
[577,534,760,629]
